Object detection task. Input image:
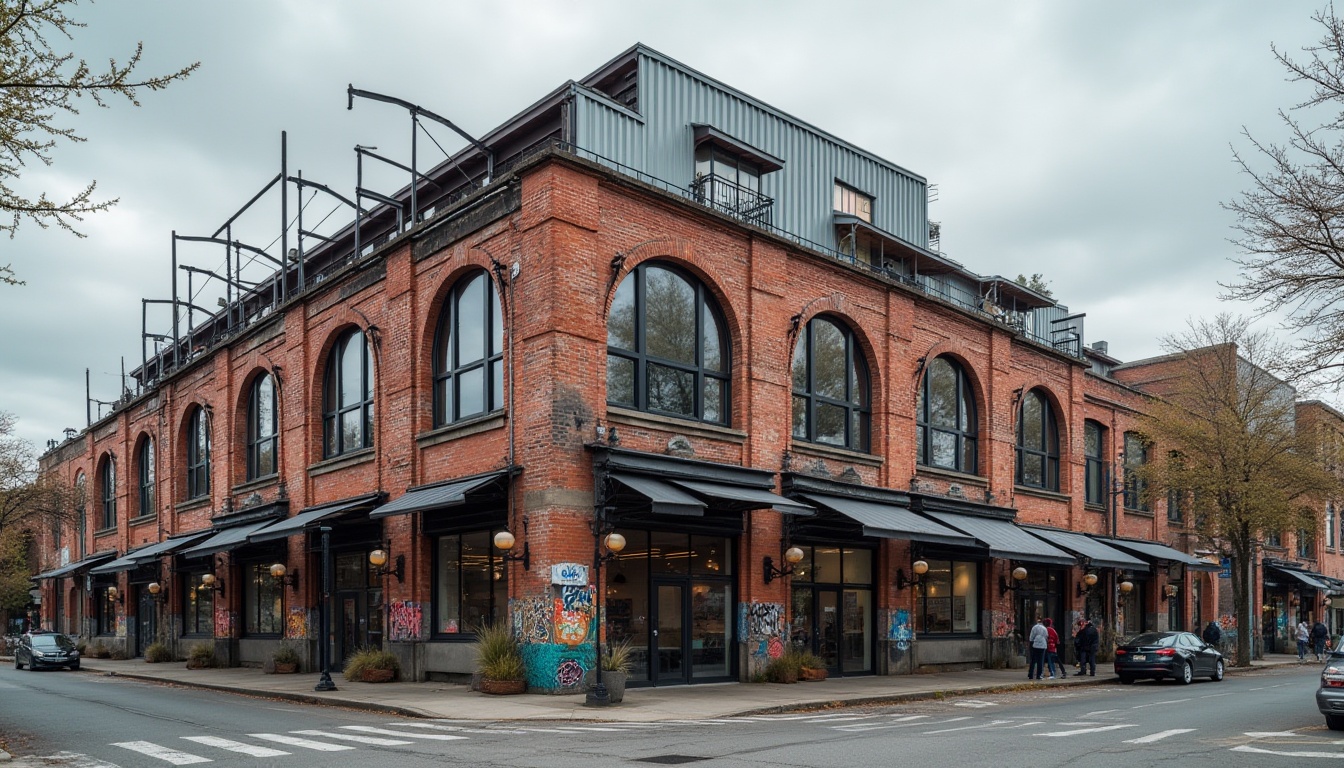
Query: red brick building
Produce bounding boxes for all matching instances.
[34,45,1241,690]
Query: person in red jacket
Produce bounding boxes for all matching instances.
[1044,618,1066,679]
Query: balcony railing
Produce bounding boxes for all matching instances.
[689,173,773,227]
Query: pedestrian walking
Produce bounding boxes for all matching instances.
[1298,619,1311,661]
[1077,619,1100,676]
[1028,617,1048,680]
[1313,619,1330,661]
[1044,618,1066,679]
[1073,618,1087,669]
[1201,619,1222,647]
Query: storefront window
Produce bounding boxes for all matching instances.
[434,531,508,635]
[917,559,980,634]
[183,573,214,635]
[94,585,116,636]
[243,562,282,635]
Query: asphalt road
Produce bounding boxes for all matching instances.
[0,663,1337,767]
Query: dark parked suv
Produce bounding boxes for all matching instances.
[14,630,80,671]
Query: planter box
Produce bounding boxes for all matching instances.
[361,668,396,683]
[800,667,828,682]
[274,662,297,674]
[479,678,525,695]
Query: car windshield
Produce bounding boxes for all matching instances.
[30,634,73,650]
[1125,633,1176,647]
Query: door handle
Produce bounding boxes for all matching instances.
[653,629,659,637]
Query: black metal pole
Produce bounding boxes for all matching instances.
[315,526,337,691]
[585,537,608,707]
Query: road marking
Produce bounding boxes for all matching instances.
[1058,722,1104,726]
[1233,745,1344,758]
[1131,698,1191,709]
[923,719,1013,734]
[1084,710,1119,716]
[1035,725,1139,737]
[1124,729,1196,744]
[111,741,211,765]
[32,753,120,768]
[290,729,413,746]
[953,700,997,708]
[340,725,467,741]
[1246,731,1301,738]
[396,722,528,735]
[1200,693,1232,698]
[832,716,933,733]
[999,722,1046,729]
[180,736,288,757]
[249,733,354,751]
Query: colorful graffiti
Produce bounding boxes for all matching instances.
[213,605,231,637]
[767,636,784,659]
[889,609,913,652]
[991,610,1014,639]
[553,586,594,647]
[114,615,127,638]
[555,658,585,687]
[739,602,784,638]
[512,597,552,643]
[286,608,307,639]
[520,643,588,691]
[388,601,423,642]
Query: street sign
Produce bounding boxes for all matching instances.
[1219,557,1231,579]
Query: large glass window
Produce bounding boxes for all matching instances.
[94,585,116,635]
[74,473,86,557]
[791,316,870,451]
[1123,432,1149,512]
[915,559,980,635]
[247,374,278,480]
[607,262,730,424]
[243,562,282,635]
[99,455,116,529]
[1015,389,1059,491]
[1168,490,1186,524]
[833,182,873,222]
[1299,529,1316,559]
[917,357,978,474]
[183,572,214,635]
[186,407,210,500]
[1084,420,1105,506]
[434,271,505,426]
[434,531,508,635]
[323,330,374,457]
[137,438,154,518]
[1329,503,1337,549]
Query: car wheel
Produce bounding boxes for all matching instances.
[1210,659,1224,682]
[1118,674,1135,684]
[1176,661,1193,685]
[68,662,79,671]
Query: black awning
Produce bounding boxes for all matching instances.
[1099,537,1221,572]
[34,551,117,580]
[1268,565,1330,591]
[921,511,1075,566]
[611,473,706,516]
[370,472,508,520]
[179,520,277,559]
[669,478,814,517]
[798,493,973,546]
[1021,527,1149,572]
[251,493,384,542]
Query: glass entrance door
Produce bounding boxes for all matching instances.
[333,551,383,665]
[651,580,733,684]
[135,586,156,657]
[654,583,684,683]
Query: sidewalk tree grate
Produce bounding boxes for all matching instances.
[636,757,710,765]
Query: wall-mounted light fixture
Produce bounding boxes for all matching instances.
[1118,579,1135,594]
[897,559,929,590]
[1326,596,1335,608]
[494,521,531,571]
[763,546,805,584]
[1161,583,1179,602]
[200,573,225,596]
[270,562,299,589]
[369,548,405,583]
[106,585,124,605]
[999,565,1029,597]
[147,582,166,602]
[1076,572,1099,598]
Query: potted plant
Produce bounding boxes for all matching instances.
[144,642,172,664]
[185,643,214,670]
[596,638,632,703]
[270,641,300,674]
[797,651,828,682]
[474,622,526,695]
[343,647,399,683]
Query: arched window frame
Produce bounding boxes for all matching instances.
[1122,431,1149,512]
[606,262,730,425]
[791,315,871,451]
[323,330,374,458]
[186,407,211,500]
[433,271,505,426]
[137,437,155,518]
[1015,388,1060,491]
[99,456,116,530]
[1083,420,1106,506]
[916,356,978,474]
[74,473,86,557]
[247,373,278,480]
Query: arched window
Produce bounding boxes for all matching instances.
[1084,420,1105,506]
[99,456,116,529]
[186,407,210,499]
[607,262,729,424]
[323,329,374,457]
[916,356,977,474]
[137,437,155,517]
[248,373,278,480]
[74,473,86,557]
[433,271,504,426]
[1123,431,1149,511]
[1015,389,1060,491]
[791,316,871,451]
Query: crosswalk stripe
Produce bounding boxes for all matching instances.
[1035,725,1138,737]
[180,736,289,757]
[249,734,355,752]
[290,729,412,746]
[340,725,467,741]
[1123,729,1196,744]
[924,719,1012,734]
[111,741,211,765]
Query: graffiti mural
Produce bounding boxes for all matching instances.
[520,643,588,691]
[553,586,594,647]
[991,609,1014,639]
[115,615,126,638]
[388,601,424,642]
[767,636,784,659]
[889,609,913,651]
[555,658,585,688]
[286,608,307,639]
[739,602,784,638]
[512,597,552,643]
[213,605,231,637]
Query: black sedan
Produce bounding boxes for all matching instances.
[1114,631,1223,685]
[14,631,80,671]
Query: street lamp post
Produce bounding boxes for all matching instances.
[585,529,627,707]
[314,525,337,692]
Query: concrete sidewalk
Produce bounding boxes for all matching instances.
[31,654,1303,723]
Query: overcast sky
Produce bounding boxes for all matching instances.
[0,0,1328,448]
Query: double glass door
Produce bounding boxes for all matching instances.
[650,579,732,684]
[791,586,872,674]
[333,551,382,665]
[135,586,157,657]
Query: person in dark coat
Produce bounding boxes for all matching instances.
[1313,619,1330,661]
[1202,619,1222,647]
[1077,619,1100,676]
